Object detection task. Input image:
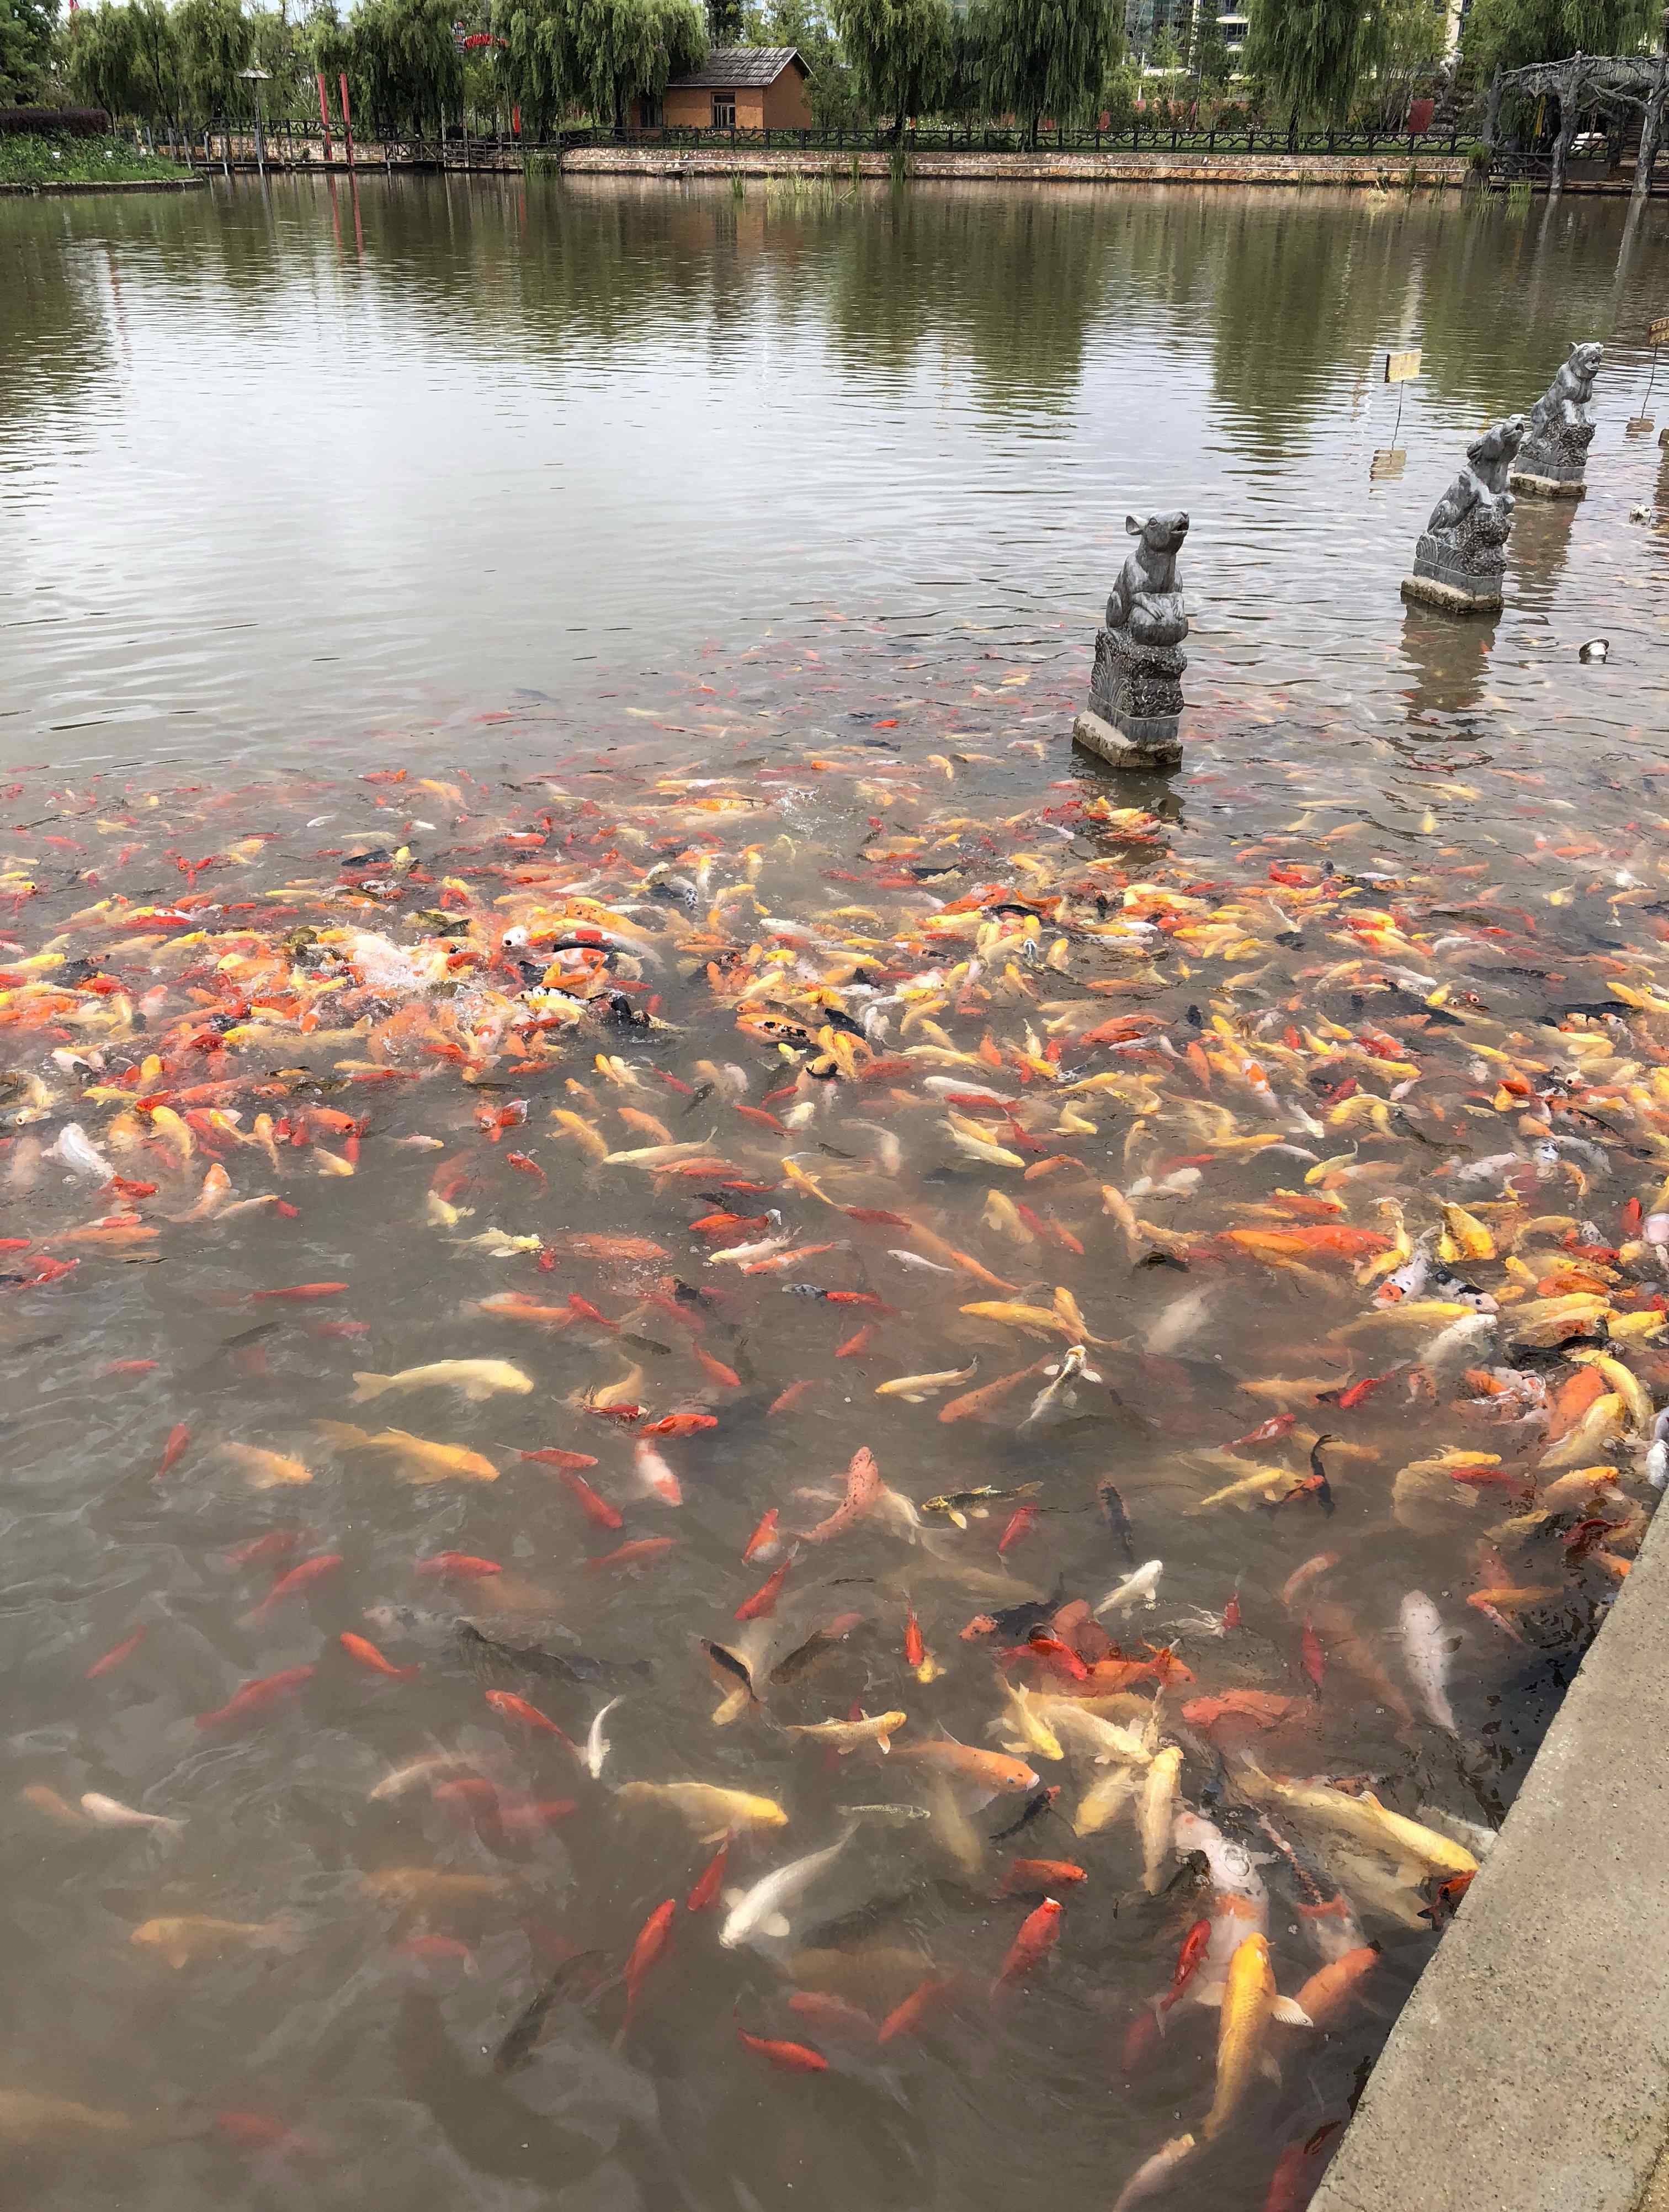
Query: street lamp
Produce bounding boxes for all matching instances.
[238,65,272,179]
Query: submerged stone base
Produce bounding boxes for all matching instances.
[1072,707,1182,771]
[1509,469,1586,500]
[1400,572,1502,615]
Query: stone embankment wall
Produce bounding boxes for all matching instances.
[562,145,1475,189]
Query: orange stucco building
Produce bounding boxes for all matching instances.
[652,47,814,132]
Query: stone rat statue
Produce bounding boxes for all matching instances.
[1106,511,1190,649]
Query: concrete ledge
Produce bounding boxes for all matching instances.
[1072,707,1182,770]
[561,146,1472,189]
[1511,470,1587,500]
[1311,1495,1669,2212]
[0,175,206,195]
[1400,572,1503,614]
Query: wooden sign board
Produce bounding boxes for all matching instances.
[1647,314,1669,348]
[1627,415,1656,437]
[1385,348,1423,384]
[1370,448,1407,479]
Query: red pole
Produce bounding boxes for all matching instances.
[339,70,355,169]
[315,70,334,161]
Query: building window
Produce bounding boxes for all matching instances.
[639,94,660,128]
[712,94,736,128]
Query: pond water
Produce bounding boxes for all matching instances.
[3,174,1669,2212]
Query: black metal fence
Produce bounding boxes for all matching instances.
[155,113,1480,169]
[561,120,1478,158]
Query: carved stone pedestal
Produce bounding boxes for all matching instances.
[1509,470,1586,501]
[1073,706,1182,771]
[1082,624,1184,762]
[1399,561,1503,616]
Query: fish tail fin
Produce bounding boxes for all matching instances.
[317,1420,372,1446]
[350,1373,391,1403]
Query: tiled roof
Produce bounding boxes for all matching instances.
[665,46,807,89]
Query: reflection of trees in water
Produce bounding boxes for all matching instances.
[0,206,118,429]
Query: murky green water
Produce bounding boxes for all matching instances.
[2,176,1669,2212]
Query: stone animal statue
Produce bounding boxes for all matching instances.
[1423,417,1523,542]
[1105,511,1190,648]
[1515,341,1602,490]
[1404,416,1524,612]
[1081,511,1192,765]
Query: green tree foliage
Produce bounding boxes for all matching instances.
[496,0,568,130]
[1189,7,1232,92]
[173,0,254,117]
[968,0,1124,142]
[829,0,952,136]
[746,0,857,126]
[565,0,706,129]
[1461,0,1651,79]
[1362,0,1441,127]
[351,0,464,130]
[65,3,140,116]
[1245,0,1383,126]
[706,0,745,37]
[0,0,55,104]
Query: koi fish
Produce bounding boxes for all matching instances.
[1202,1934,1310,2140]
[350,1359,533,1402]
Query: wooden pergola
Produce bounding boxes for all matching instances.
[1485,50,1669,198]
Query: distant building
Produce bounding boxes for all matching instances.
[647,47,814,133]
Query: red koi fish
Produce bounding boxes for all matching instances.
[244,1553,343,1621]
[686,1842,729,1913]
[339,1632,418,1681]
[622,1900,676,2030]
[416,1551,502,1579]
[86,1628,146,1679]
[736,2025,828,2072]
[735,1557,793,1621]
[1160,1917,1212,2014]
[485,1691,579,1753]
[196,1665,314,1731]
[993,1897,1062,1990]
[249,1282,348,1301]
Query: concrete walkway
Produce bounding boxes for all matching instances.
[1310,1496,1669,2212]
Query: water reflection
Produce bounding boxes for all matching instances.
[0,177,1665,782]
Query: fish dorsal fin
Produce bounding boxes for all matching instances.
[1193,1985,1225,2008]
[761,1913,791,1939]
[721,1889,745,1910]
[1271,1996,1311,2027]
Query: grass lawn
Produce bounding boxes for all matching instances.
[0,134,189,187]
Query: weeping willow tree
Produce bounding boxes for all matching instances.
[350,0,464,132]
[828,0,952,139]
[1244,0,1384,129]
[565,0,706,129]
[967,0,1124,144]
[1461,0,1653,79]
[496,0,569,131]
[173,0,254,119]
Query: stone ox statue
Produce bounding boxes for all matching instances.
[1401,417,1524,616]
[1073,511,1190,770]
[1511,340,1603,498]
